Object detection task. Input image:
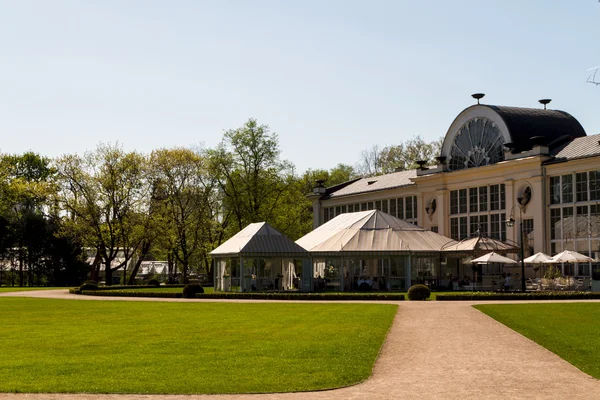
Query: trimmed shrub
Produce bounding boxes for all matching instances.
[436,291,600,301]
[80,282,98,291]
[80,290,182,298]
[182,283,204,298]
[83,280,98,285]
[147,279,160,287]
[407,284,431,301]
[195,292,405,301]
[73,288,405,301]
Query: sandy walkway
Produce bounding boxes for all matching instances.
[1,290,599,399]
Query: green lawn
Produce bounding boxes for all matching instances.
[427,291,474,300]
[475,303,600,379]
[0,298,396,394]
[0,287,65,293]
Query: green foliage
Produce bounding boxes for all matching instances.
[358,136,444,176]
[83,280,97,285]
[80,290,182,298]
[147,279,160,287]
[407,284,431,300]
[182,283,204,298]
[544,265,562,279]
[75,289,404,300]
[0,298,396,394]
[437,291,600,301]
[55,143,150,285]
[475,303,600,379]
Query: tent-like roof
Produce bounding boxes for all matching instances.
[441,235,518,255]
[210,222,308,258]
[296,210,457,256]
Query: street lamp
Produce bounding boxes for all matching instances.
[505,196,526,292]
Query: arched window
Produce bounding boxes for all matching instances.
[448,117,505,171]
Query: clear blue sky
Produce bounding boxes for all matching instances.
[1,0,598,173]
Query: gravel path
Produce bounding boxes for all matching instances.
[1,290,599,399]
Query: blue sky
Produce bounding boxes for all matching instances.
[1,0,598,173]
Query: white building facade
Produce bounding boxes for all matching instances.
[311,101,600,281]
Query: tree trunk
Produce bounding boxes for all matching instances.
[104,260,113,286]
[19,250,24,287]
[127,241,151,285]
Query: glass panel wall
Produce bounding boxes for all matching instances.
[548,170,600,276]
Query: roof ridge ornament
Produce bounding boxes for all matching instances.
[538,99,552,110]
[471,93,485,104]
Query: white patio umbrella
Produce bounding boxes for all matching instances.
[524,252,552,278]
[523,252,552,264]
[470,252,517,264]
[544,250,593,263]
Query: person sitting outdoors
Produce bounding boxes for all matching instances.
[503,273,512,292]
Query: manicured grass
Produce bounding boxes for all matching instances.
[0,298,396,394]
[0,287,65,293]
[427,291,474,300]
[475,303,600,379]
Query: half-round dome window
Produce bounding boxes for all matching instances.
[448,117,505,171]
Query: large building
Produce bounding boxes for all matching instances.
[310,97,600,284]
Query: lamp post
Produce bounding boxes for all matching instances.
[505,197,526,292]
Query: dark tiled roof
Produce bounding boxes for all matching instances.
[484,105,586,152]
[325,170,416,199]
[547,133,600,162]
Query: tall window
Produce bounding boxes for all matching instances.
[469,188,478,212]
[459,189,467,214]
[550,176,561,205]
[406,197,413,219]
[450,191,458,215]
[549,170,600,276]
[563,174,573,203]
[479,186,488,211]
[590,170,600,201]
[490,185,500,211]
[449,185,505,239]
[576,172,588,202]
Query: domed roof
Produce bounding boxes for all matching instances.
[441,104,587,171]
[483,105,586,153]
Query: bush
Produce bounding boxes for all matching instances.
[436,291,600,301]
[182,283,204,298]
[407,284,430,301]
[80,282,98,291]
[78,290,182,298]
[147,279,160,287]
[83,280,97,285]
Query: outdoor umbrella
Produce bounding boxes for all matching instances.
[523,252,552,264]
[470,252,517,264]
[544,250,593,263]
[524,252,552,278]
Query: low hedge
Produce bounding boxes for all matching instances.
[195,292,405,301]
[71,289,405,301]
[80,290,182,298]
[436,291,600,301]
[76,284,186,291]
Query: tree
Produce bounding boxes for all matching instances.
[0,152,56,286]
[56,144,150,285]
[208,119,295,232]
[301,163,357,193]
[149,147,215,282]
[357,136,443,176]
[356,145,383,177]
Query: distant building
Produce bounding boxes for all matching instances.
[310,99,600,282]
